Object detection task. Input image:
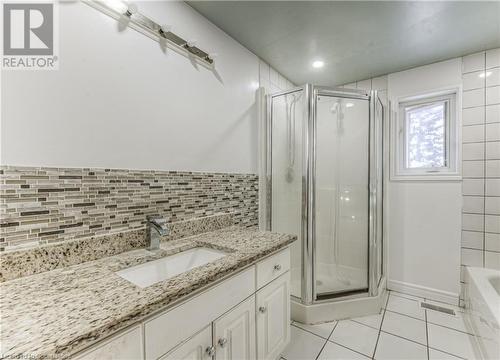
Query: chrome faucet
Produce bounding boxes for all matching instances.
[146,216,169,250]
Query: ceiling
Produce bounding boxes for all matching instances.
[188,1,500,86]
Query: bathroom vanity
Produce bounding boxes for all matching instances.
[0,222,295,360]
[75,248,291,360]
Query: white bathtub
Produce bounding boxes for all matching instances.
[464,267,500,360]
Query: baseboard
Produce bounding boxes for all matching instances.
[387,279,459,306]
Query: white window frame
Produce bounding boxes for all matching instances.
[391,88,461,181]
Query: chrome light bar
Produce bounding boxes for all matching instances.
[83,0,216,66]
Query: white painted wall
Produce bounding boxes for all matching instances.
[1,1,261,173]
[386,59,463,303]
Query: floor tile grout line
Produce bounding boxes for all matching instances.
[372,291,390,358]
[350,319,381,331]
[428,346,468,360]
[314,322,338,360]
[426,321,476,336]
[385,308,425,322]
[379,330,429,348]
[425,308,430,360]
[313,337,329,360]
[327,320,339,340]
[315,322,339,360]
[291,322,335,341]
[326,339,372,359]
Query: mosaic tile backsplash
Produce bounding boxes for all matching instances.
[0,166,258,252]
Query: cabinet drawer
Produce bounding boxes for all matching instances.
[144,266,255,360]
[73,325,143,360]
[256,247,290,289]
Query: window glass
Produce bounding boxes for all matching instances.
[392,90,459,180]
[405,101,447,169]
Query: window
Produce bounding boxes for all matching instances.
[392,90,459,180]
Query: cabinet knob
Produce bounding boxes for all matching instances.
[274,264,282,271]
[259,306,267,313]
[218,337,228,348]
[206,345,216,357]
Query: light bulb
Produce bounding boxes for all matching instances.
[312,60,324,68]
[208,52,218,60]
[125,2,138,16]
[186,39,197,48]
[160,24,172,34]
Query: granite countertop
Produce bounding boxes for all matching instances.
[0,227,296,359]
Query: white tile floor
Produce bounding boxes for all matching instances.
[281,291,480,360]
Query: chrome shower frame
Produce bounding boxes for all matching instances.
[266,84,384,306]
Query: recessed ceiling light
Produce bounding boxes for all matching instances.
[312,60,324,69]
[479,71,492,78]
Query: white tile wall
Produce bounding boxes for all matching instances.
[486,179,500,196]
[462,124,484,143]
[462,196,484,213]
[461,230,483,249]
[463,52,485,73]
[486,85,500,105]
[463,71,485,91]
[485,215,500,233]
[463,106,485,126]
[463,88,485,108]
[486,160,500,177]
[486,123,500,141]
[485,197,500,215]
[462,161,484,178]
[485,251,500,269]
[462,179,484,196]
[460,48,500,303]
[259,59,295,94]
[463,143,485,160]
[462,213,484,231]
[334,50,500,306]
[339,76,388,107]
[486,141,500,159]
[485,233,500,251]
[485,104,500,123]
[486,68,500,87]
[461,248,483,266]
[486,48,500,69]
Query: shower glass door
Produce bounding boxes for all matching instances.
[314,92,370,298]
[269,88,306,300]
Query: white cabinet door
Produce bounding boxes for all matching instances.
[213,296,256,360]
[256,273,290,360]
[73,325,143,360]
[161,326,212,360]
[145,267,256,360]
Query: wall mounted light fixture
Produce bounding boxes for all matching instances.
[83,0,216,66]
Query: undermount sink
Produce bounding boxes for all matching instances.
[116,247,227,288]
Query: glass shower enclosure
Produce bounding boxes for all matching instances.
[267,85,383,305]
